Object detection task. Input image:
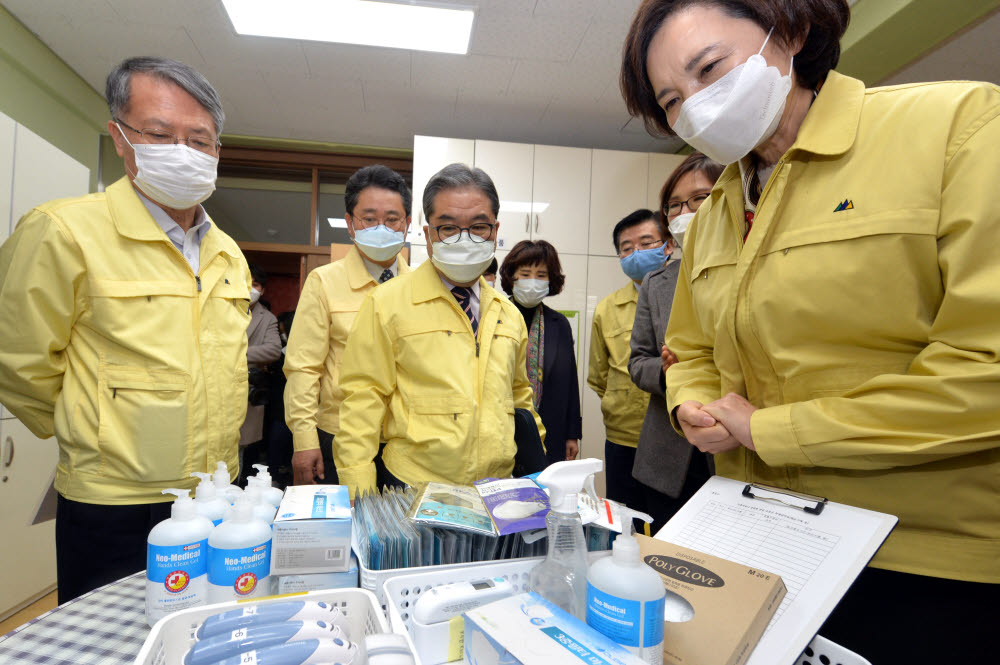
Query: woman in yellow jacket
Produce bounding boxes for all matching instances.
[621,1,998,662]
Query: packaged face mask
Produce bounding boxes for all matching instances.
[671,29,794,165]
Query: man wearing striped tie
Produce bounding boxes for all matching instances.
[283,165,412,486]
[335,163,545,497]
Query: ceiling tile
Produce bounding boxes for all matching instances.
[469,12,591,62]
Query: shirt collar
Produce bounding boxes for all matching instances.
[788,71,866,157]
[440,274,481,299]
[136,188,211,242]
[360,253,398,283]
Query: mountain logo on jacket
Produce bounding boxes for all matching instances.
[833,199,855,212]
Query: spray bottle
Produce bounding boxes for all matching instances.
[213,461,243,505]
[252,463,285,507]
[191,472,229,526]
[586,508,666,664]
[208,494,273,602]
[146,489,214,626]
[528,458,602,620]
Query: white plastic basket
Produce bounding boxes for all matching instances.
[134,587,390,665]
[794,634,872,665]
[384,561,870,665]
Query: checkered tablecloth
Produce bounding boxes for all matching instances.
[0,573,149,665]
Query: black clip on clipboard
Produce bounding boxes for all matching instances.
[742,483,828,515]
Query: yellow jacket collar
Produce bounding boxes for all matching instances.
[613,281,639,305]
[345,245,413,290]
[790,71,865,157]
[411,260,484,304]
[106,176,240,260]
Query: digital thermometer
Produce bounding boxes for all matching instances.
[412,577,514,625]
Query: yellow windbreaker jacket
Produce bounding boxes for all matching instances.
[665,72,1000,582]
[0,177,251,504]
[334,260,545,497]
[283,246,410,450]
[587,283,649,448]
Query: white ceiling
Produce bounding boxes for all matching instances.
[3,0,687,153]
[3,0,996,156]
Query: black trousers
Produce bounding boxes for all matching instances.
[819,566,997,663]
[56,495,171,603]
[636,450,712,535]
[318,430,403,491]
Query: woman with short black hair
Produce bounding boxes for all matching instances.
[500,240,582,466]
[621,1,999,661]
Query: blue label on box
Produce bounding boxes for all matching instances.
[208,541,271,595]
[586,583,664,648]
[147,540,207,589]
[541,626,615,665]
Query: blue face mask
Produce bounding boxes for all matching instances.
[353,224,405,262]
[620,246,668,282]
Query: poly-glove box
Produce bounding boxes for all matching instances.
[464,592,646,665]
[272,485,352,574]
[636,534,786,665]
[276,555,359,593]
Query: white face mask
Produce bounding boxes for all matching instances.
[512,278,549,308]
[668,212,695,250]
[671,29,793,165]
[249,287,261,305]
[353,224,405,263]
[430,236,496,284]
[117,123,218,209]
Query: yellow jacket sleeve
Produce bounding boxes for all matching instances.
[0,210,85,439]
[663,228,724,432]
[754,111,1000,469]
[334,293,394,497]
[283,270,330,452]
[586,310,609,400]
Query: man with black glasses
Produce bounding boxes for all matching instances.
[283,165,412,486]
[334,163,544,498]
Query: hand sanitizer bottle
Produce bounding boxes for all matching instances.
[145,488,213,626]
[529,458,603,620]
[191,472,229,526]
[244,478,278,525]
[251,463,285,507]
[208,494,273,602]
[212,460,243,505]
[586,507,666,664]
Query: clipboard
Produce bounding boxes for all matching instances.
[655,476,897,665]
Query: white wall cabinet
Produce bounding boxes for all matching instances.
[0,110,90,620]
[589,150,651,258]
[529,145,591,255]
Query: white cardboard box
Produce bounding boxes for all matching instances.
[276,555,359,593]
[271,485,352,574]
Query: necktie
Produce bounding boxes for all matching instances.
[379,269,394,283]
[451,286,478,335]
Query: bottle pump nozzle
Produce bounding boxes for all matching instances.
[213,461,230,487]
[162,488,195,519]
[252,464,271,482]
[191,472,215,499]
[613,506,654,563]
[536,458,603,514]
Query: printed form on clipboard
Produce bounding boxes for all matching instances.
[655,475,897,665]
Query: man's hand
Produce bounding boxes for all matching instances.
[661,345,678,373]
[676,400,741,454]
[701,393,757,451]
[565,439,579,461]
[292,449,324,485]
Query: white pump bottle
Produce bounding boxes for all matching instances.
[190,472,229,526]
[251,463,285,507]
[586,507,666,664]
[529,458,603,620]
[145,488,214,626]
[208,494,273,602]
[212,461,243,505]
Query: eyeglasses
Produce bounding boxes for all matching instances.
[355,217,407,231]
[619,238,664,258]
[115,119,221,155]
[664,193,710,218]
[432,222,496,244]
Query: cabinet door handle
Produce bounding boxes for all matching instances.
[524,213,530,232]
[3,436,12,468]
[534,214,540,232]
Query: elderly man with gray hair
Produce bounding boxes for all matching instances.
[0,56,250,601]
[334,163,545,498]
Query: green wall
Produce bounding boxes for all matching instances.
[0,7,108,191]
